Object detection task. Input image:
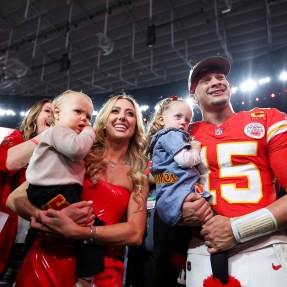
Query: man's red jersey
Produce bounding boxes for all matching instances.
[190,108,287,217]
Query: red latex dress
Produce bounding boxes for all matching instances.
[15,179,130,287]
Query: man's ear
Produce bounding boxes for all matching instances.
[190,94,198,104]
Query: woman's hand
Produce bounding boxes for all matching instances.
[30,201,95,240]
[200,215,237,253]
[62,201,95,226]
[31,208,85,240]
[179,193,213,226]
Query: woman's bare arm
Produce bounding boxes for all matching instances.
[6,136,40,170]
[6,181,39,220]
[6,180,95,225]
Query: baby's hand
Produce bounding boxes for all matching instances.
[82,126,96,142]
[82,126,95,133]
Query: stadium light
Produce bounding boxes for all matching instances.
[240,79,257,92]
[140,105,149,112]
[279,71,287,81]
[231,86,238,94]
[258,77,271,85]
[0,109,16,116]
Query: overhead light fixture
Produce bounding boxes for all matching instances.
[60,53,71,71]
[96,32,114,56]
[146,25,156,48]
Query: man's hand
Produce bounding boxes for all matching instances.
[180,193,213,226]
[200,215,237,253]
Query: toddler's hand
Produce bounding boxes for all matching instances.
[82,126,96,142]
[83,125,94,132]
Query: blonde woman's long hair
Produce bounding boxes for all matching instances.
[19,98,52,141]
[85,93,148,202]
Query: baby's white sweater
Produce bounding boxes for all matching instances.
[26,125,95,186]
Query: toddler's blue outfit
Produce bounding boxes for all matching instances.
[149,127,211,226]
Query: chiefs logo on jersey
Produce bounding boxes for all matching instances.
[250,110,266,120]
[244,123,265,139]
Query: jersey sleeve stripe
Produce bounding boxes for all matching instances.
[266,120,287,143]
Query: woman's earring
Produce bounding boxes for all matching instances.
[33,123,37,132]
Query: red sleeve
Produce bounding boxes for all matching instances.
[0,129,23,273]
[268,133,287,191]
[144,160,152,175]
[0,130,23,172]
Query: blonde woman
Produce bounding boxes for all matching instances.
[7,93,149,287]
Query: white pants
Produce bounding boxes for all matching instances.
[186,239,287,287]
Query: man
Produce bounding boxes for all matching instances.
[181,56,287,286]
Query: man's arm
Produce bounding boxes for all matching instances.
[266,192,287,229]
[201,191,287,254]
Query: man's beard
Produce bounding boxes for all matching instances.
[211,98,228,107]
